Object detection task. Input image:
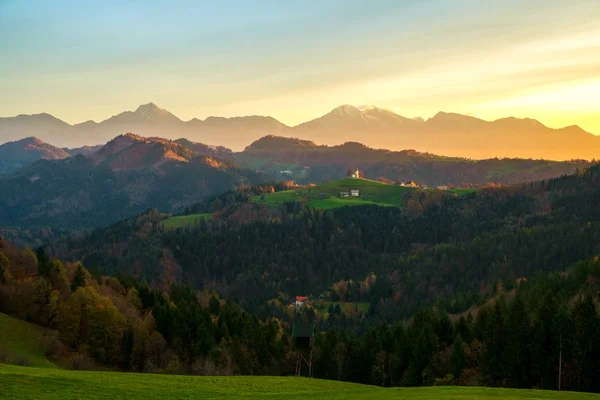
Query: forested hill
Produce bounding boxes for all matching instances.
[3,234,600,391]
[0,150,266,244]
[238,135,592,186]
[50,165,600,322]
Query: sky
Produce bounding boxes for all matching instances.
[0,0,599,133]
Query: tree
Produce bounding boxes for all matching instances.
[0,252,11,284]
[570,295,600,392]
[451,334,466,380]
[59,286,126,364]
[532,293,559,390]
[483,302,507,385]
[71,263,87,292]
[505,296,532,388]
[35,276,60,327]
[454,315,472,344]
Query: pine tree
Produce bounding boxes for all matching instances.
[483,302,507,385]
[451,334,466,380]
[454,315,473,344]
[506,296,532,388]
[71,263,87,292]
[532,293,559,390]
[571,295,600,392]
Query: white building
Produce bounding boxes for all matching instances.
[351,168,360,178]
[350,190,360,197]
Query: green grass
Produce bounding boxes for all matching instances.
[161,213,213,230]
[253,178,415,210]
[1,365,599,400]
[0,313,58,369]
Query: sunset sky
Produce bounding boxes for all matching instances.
[1,0,599,133]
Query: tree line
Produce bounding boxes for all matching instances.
[3,236,600,393]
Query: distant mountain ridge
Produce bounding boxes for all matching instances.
[241,135,591,187]
[1,103,598,160]
[0,137,71,174]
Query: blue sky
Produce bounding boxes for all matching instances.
[0,0,599,132]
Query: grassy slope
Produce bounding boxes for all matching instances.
[254,178,415,209]
[0,313,57,369]
[161,213,213,230]
[1,365,599,400]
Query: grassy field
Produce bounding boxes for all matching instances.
[0,313,58,369]
[161,213,213,230]
[253,178,415,210]
[1,364,599,400]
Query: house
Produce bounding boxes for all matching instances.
[400,181,418,187]
[350,190,360,197]
[340,191,350,197]
[351,168,360,178]
[437,185,448,191]
[295,296,309,308]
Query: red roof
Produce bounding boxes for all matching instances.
[295,296,309,302]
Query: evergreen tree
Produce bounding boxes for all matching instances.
[71,263,87,292]
[483,302,507,385]
[571,295,600,392]
[505,296,532,388]
[454,315,473,344]
[451,334,466,380]
[532,293,559,390]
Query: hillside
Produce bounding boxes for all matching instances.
[2,365,599,400]
[2,103,599,159]
[0,142,266,235]
[240,136,591,186]
[50,164,600,319]
[4,167,600,392]
[253,178,416,209]
[0,313,60,368]
[0,137,71,174]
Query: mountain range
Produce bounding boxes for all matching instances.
[0,133,265,241]
[1,103,598,160]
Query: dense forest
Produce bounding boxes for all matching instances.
[2,237,600,392]
[50,165,600,324]
[3,161,600,392]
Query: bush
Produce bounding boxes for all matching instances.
[433,374,456,386]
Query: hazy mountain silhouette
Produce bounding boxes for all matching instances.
[1,103,598,160]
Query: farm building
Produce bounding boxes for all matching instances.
[350,190,359,197]
[295,296,309,308]
[400,181,418,187]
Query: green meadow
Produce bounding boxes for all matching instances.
[0,313,58,369]
[161,213,213,230]
[1,364,599,400]
[253,178,415,209]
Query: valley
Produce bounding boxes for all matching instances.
[4,2,600,398]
